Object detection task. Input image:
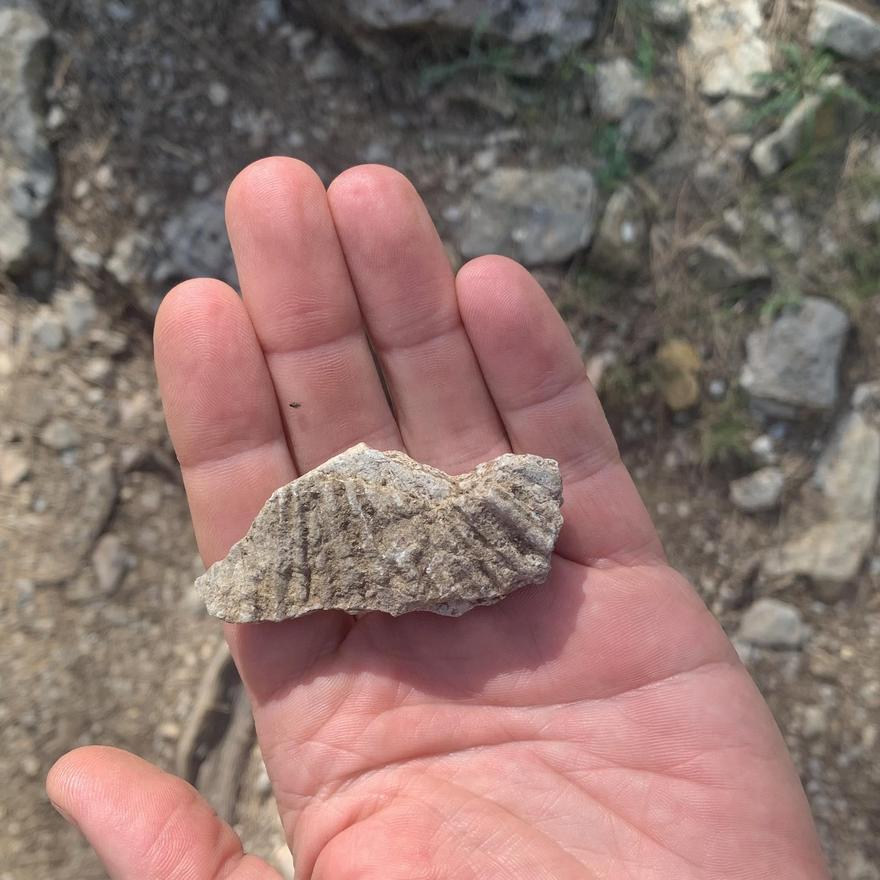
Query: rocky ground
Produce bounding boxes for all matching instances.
[2,0,880,877]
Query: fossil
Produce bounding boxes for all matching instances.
[196,444,563,622]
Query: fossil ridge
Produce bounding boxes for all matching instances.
[196,444,563,622]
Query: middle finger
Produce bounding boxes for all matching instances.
[226,157,403,473]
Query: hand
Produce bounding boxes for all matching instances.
[48,160,830,879]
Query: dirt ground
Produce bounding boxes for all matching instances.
[2,1,879,877]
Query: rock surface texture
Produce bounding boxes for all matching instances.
[809,0,880,61]
[458,167,599,265]
[306,0,601,63]
[740,297,850,416]
[196,444,564,622]
[0,4,56,274]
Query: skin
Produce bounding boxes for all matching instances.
[47,159,830,880]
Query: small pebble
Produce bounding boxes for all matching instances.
[39,420,81,451]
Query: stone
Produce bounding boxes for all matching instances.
[763,519,875,586]
[654,339,701,411]
[29,308,65,353]
[737,598,809,649]
[457,167,599,266]
[0,5,56,273]
[751,94,824,178]
[740,297,850,416]
[154,192,237,288]
[593,58,645,122]
[91,533,128,595]
[649,0,689,30]
[621,99,677,163]
[687,236,770,288]
[590,185,648,277]
[808,0,880,61]
[39,419,81,451]
[81,357,114,387]
[730,466,785,513]
[196,444,563,622]
[814,412,880,521]
[0,446,30,487]
[56,285,98,339]
[106,230,153,285]
[684,0,771,98]
[305,0,601,65]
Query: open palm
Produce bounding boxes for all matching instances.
[48,160,829,879]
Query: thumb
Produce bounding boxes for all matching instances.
[47,746,283,880]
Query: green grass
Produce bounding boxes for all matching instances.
[418,15,519,89]
[760,288,805,322]
[699,392,755,468]
[593,123,632,190]
[750,43,875,127]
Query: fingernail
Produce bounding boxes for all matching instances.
[50,801,80,831]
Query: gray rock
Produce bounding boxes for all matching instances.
[306,0,601,64]
[621,99,677,162]
[687,236,770,288]
[55,285,98,339]
[0,5,56,273]
[808,0,880,61]
[763,519,875,587]
[106,230,153,285]
[593,58,645,122]
[590,185,649,277]
[730,466,785,513]
[649,0,689,30]
[0,445,30,487]
[738,598,809,649]
[740,297,850,415]
[458,167,599,266]
[91,533,128,595]
[684,0,771,98]
[29,307,66,352]
[39,419,81,451]
[814,412,880,521]
[81,357,114,387]
[196,444,563,622]
[154,192,237,288]
[751,94,824,177]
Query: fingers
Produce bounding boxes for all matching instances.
[154,279,351,695]
[154,279,297,565]
[226,158,403,473]
[327,165,509,474]
[456,256,664,566]
[46,746,281,880]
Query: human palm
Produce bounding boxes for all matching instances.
[48,160,829,879]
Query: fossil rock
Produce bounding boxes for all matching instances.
[196,444,563,622]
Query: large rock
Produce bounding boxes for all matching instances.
[458,167,599,265]
[737,598,809,649]
[196,444,563,622]
[740,297,850,416]
[684,0,771,98]
[306,0,602,65]
[590,184,648,277]
[0,4,56,273]
[809,0,880,61]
